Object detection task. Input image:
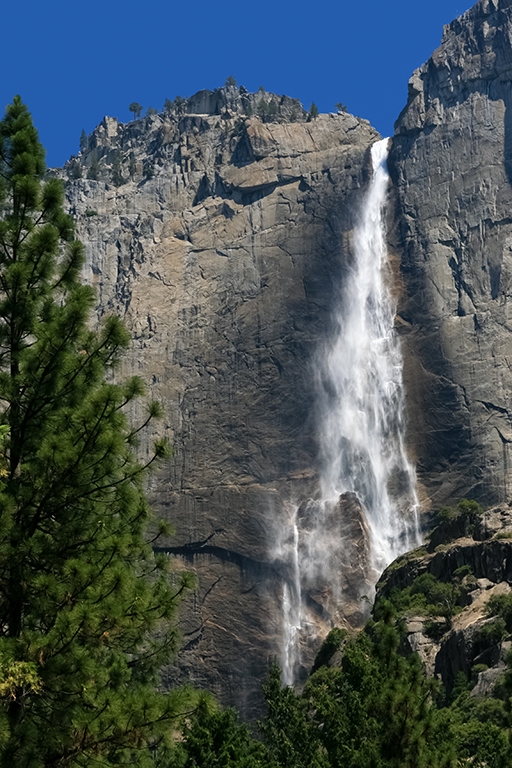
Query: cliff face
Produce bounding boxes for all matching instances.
[390,0,512,509]
[63,104,379,714]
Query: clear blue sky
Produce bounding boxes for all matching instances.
[1,0,470,168]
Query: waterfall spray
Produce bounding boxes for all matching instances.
[318,138,420,569]
[279,139,421,683]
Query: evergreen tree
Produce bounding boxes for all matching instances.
[129,102,143,120]
[267,100,278,119]
[260,664,329,768]
[68,158,82,180]
[257,100,269,119]
[87,157,100,180]
[309,102,319,120]
[0,96,194,766]
[79,129,88,151]
[260,610,457,768]
[111,149,124,186]
[173,96,186,115]
[167,702,272,767]
[128,152,137,180]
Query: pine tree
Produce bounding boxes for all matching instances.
[0,95,195,766]
[79,129,88,151]
[309,102,319,120]
[129,102,143,120]
[111,149,124,186]
[129,152,137,180]
[87,157,100,180]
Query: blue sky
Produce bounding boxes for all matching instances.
[1,0,469,168]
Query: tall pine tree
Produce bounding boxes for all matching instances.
[0,96,195,766]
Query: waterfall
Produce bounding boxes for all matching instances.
[318,138,420,569]
[279,138,421,682]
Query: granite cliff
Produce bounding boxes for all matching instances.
[61,98,379,714]
[390,0,512,510]
[56,0,512,714]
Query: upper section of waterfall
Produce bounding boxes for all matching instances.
[316,138,420,575]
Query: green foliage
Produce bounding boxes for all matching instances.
[128,152,136,179]
[168,701,271,767]
[143,163,154,179]
[485,592,512,633]
[231,118,245,137]
[436,506,458,524]
[129,101,143,119]
[68,158,82,180]
[85,209,98,217]
[472,663,489,680]
[164,98,174,114]
[477,618,508,645]
[257,100,269,118]
[383,572,460,621]
[176,610,512,768]
[448,694,511,767]
[435,498,482,529]
[146,106,157,116]
[450,671,473,703]
[311,627,347,673]
[259,663,329,768]
[453,565,472,580]
[309,102,319,120]
[111,149,124,186]
[174,96,186,114]
[225,75,237,87]
[267,100,278,119]
[87,157,100,180]
[335,102,348,113]
[79,129,88,151]
[260,612,456,768]
[0,95,194,766]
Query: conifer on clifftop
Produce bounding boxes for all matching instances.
[0,95,194,766]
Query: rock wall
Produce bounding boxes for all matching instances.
[390,0,512,510]
[63,103,379,715]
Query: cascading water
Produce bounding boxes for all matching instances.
[279,139,421,683]
[318,138,420,569]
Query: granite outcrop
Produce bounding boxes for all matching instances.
[376,502,512,695]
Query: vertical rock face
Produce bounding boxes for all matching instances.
[64,104,379,715]
[390,0,512,509]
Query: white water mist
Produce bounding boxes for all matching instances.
[318,138,420,570]
[275,505,302,685]
[278,139,421,683]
